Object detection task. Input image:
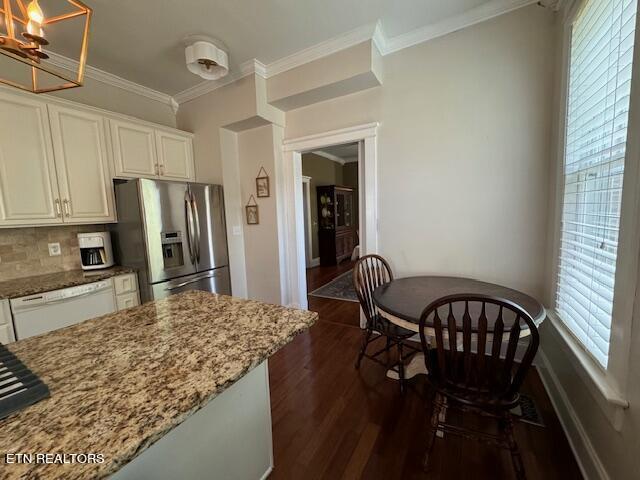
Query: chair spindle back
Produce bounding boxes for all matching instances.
[419,294,539,403]
[352,255,394,323]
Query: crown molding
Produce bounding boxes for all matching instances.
[371,20,388,55]
[173,58,266,105]
[174,0,539,103]
[45,0,541,109]
[266,22,378,78]
[45,50,177,111]
[382,0,538,55]
[175,23,376,104]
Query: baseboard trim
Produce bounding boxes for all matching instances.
[537,350,610,480]
[308,257,320,268]
[259,465,273,480]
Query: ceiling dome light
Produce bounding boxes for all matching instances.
[185,36,229,80]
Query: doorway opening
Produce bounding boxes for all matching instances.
[279,122,378,321]
[301,144,360,327]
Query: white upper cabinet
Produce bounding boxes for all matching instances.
[48,105,116,223]
[155,130,194,180]
[110,119,159,178]
[0,89,194,227]
[0,93,63,226]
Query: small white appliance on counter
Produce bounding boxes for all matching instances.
[78,232,115,270]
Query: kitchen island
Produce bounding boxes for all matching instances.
[0,291,317,479]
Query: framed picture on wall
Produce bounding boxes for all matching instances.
[246,206,259,225]
[246,195,259,225]
[256,166,270,197]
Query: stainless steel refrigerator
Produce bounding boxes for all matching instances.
[110,178,231,303]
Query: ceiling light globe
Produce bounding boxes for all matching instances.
[185,41,229,80]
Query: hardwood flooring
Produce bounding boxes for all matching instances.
[268,263,582,479]
[306,261,360,328]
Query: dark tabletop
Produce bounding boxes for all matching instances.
[373,276,545,329]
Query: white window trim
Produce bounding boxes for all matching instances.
[547,0,640,425]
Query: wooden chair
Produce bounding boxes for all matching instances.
[418,294,540,480]
[352,254,418,393]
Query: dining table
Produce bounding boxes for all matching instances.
[372,276,546,380]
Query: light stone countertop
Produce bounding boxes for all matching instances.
[0,266,136,300]
[0,291,317,480]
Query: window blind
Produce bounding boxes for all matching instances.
[556,0,637,368]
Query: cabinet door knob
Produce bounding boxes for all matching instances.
[54,199,62,218]
[159,164,165,176]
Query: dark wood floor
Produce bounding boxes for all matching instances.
[268,263,582,479]
[306,260,360,328]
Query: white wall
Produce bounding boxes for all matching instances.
[177,76,262,184]
[238,124,282,304]
[285,5,557,300]
[175,4,557,307]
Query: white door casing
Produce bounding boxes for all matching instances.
[0,93,62,226]
[302,175,313,268]
[48,105,116,223]
[280,123,379,309]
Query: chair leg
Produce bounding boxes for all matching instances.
[397,341,406,394]
[385,336,393,365]
[424,393,443,472]
[355,328,372,369]
[503,413,526,480]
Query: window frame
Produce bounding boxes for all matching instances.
[547,0,640,424]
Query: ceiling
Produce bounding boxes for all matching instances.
[316,143,359,163]
[43,0,491,95]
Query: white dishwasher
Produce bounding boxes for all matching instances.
[10,280,116,340]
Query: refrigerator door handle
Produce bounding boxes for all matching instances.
[164,272,218,291]
[191,192,201,264]
[184,191,196,265]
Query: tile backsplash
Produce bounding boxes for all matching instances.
[0,225,106,281]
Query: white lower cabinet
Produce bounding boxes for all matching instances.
[114,273,140,311]
[0,300,16,344]
[116,292,139,311]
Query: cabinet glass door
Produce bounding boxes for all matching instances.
[344,194,352,227]
[336,191,346,228]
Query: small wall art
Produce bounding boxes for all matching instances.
[246,195,259,225]
[256,166,270,198]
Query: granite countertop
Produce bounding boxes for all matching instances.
[0,291,317,480]
[0,266,136,299]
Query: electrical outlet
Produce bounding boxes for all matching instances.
[232,226,242,236]
[48,242,61,256]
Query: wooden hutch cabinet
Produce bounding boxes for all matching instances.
[317,185,357,265]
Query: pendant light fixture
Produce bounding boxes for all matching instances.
[0,0,92,93]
